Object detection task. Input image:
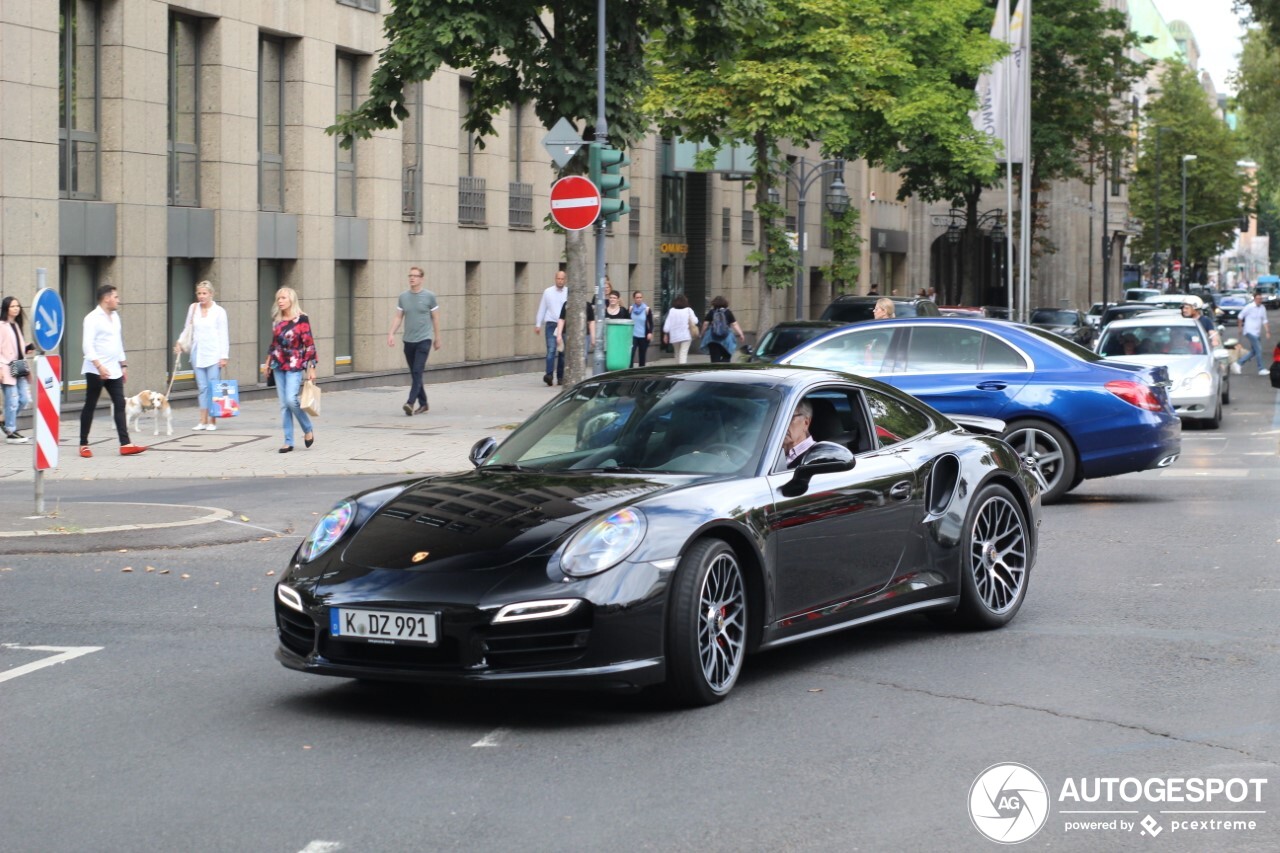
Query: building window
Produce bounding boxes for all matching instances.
[722,207,731,242]
[457,80,486,225]
[259,37,285,212]
[337,0,378,10]
[168,260,203,382]
[335,53,358,216]
[59,257,98,390]
[742,210,755,243]
[402,81,423,232]
[258,260,284,375]
[508,102,532,228]
[630,196,641,237]
[661,176,684,234]
[59,0,100,200]
[334,262,355,373]
[168,14,201,207]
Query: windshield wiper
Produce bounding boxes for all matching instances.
[482,463,531,472]
[570,465,649,474]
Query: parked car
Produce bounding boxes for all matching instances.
[1096,315,1226,428]
[1086,302,1115,328]
[820,294,941,323]
[1099,303,1175,329]
[274,365,1042,705]
[1029,307,1095,347]
[739,320,844,363]
[776,317,1182,502]
[938,306,986,319]
[1213,291,1251,325]
[1125,287,1162,302]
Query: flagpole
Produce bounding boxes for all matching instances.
[1004,0,1014,316]
[1019,0,1032,322]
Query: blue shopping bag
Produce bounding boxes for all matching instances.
[210,379,240,418]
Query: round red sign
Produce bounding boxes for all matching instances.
[549,176,602,231]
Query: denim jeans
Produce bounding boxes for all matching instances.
[272,368,313,446]
[194,363,220,412]
[543,321,564,380]
[3,377,31,433]
[1238,332,1265,371]
[402,338,433,407]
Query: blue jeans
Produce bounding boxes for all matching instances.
[3,377,31,433]
[543,321,564,380]
[194,363,220,412]
[402,338,433,407]
[272,368,313,446]
[1238,332,1265,371]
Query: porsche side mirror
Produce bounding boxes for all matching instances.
[781,441,855,497]
[469,437,498,468]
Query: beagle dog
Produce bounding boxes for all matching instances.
[124,390,173,436]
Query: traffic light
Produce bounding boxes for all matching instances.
[589,142,630,222]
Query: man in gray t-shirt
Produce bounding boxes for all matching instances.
[387,265,442,415]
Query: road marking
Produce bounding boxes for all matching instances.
[1158,469,1249,478]
[472,727,512,748]
[219,517,287,536]
[298,843,342,853]
[0,644,102,684]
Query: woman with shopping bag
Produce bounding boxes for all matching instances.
[173,280,230,431]
[261,287,317,453]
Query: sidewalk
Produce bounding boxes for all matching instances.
[1,367,570,485]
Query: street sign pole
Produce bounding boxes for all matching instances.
[592,0,609,377]
[31,269,66,514]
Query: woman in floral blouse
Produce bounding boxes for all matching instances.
[261,287,317,453]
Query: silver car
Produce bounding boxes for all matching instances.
[1096,315,1227,428]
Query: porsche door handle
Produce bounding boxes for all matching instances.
[976,381,1008,391]
[889,481,913,501]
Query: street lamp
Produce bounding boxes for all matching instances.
[1181,153,1197,288]
[931,208,1006,306]
[779,157,849,319]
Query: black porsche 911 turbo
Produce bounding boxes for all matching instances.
[276,366,1042,706]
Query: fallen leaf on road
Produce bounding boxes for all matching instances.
[145,566,156,573]
[159,570,170,575]
[0,568,12,572]
[807,688,823,693]
[239,515,250,522]
[118,549,128,553]
[121,566,133,573]
[302,745,312,750]
[266,570,276,577]
[180,573,191,579]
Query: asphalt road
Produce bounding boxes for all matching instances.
[2,380,1278,852]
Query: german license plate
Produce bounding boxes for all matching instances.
[330,607,439,645]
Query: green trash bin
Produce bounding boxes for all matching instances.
[604,319,634,371]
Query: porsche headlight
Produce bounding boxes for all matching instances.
[299,499,356,563]
[561,507,647,577]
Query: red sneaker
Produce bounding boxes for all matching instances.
[79,446,93,459]
[119,444,148,456]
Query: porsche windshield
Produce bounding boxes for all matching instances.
[483,378,781,475]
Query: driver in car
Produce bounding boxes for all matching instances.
[784,400,815,468]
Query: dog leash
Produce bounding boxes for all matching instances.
[164,351,181,400]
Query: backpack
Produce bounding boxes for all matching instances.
[710,308,730,341]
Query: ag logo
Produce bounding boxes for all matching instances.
[969,763,1050,844]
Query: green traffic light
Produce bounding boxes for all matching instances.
[589,142,631,222]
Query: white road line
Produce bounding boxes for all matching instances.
[1158,469,1250,478]
[298,842,343,853]
[472,726,512,748]
[218,517,287,535]
[0,644,102,684]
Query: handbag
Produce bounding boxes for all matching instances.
[176,304,195,353]
[210,379,240,417]
[8,358,29,378]
[299,379,321,417]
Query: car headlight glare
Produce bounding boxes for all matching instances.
[561,507,647,577]
[299,499,356,563]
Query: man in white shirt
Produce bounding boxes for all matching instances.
[79,284,146,457]
[1236,291,1271,375]
[534,270,568,386]
[783,400,815,468]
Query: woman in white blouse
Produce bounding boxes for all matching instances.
[174,280,230,431]
[661,293,699,364]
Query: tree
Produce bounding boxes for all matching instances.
[644,0,1002,328]
[329,0,750,385]
[1128,61,1246,284]
[1235,24,1280,269]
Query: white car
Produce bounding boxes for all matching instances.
[1096,315,1228,428]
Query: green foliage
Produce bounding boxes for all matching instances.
[329,0,756,147]
[746,199,798,290]
[822,210,863,293]
[1236,27,1280,197]
[1129,61,1247,271]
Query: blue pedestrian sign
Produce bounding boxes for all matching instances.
[33,287,65,353]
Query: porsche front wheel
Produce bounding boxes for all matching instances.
[664,538,748,706]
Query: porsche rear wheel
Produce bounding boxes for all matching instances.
[664,538,748,706]
[952,482,1030,629]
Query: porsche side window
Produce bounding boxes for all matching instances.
[789,329,895,374]
[864,389,930,448]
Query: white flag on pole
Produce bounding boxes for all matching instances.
[971,0,1028,164]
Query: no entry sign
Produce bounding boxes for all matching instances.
[549,176,602,231]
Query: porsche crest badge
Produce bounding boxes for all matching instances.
[412,551,430,563]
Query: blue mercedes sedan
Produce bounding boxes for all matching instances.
[776,317,1181,502]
